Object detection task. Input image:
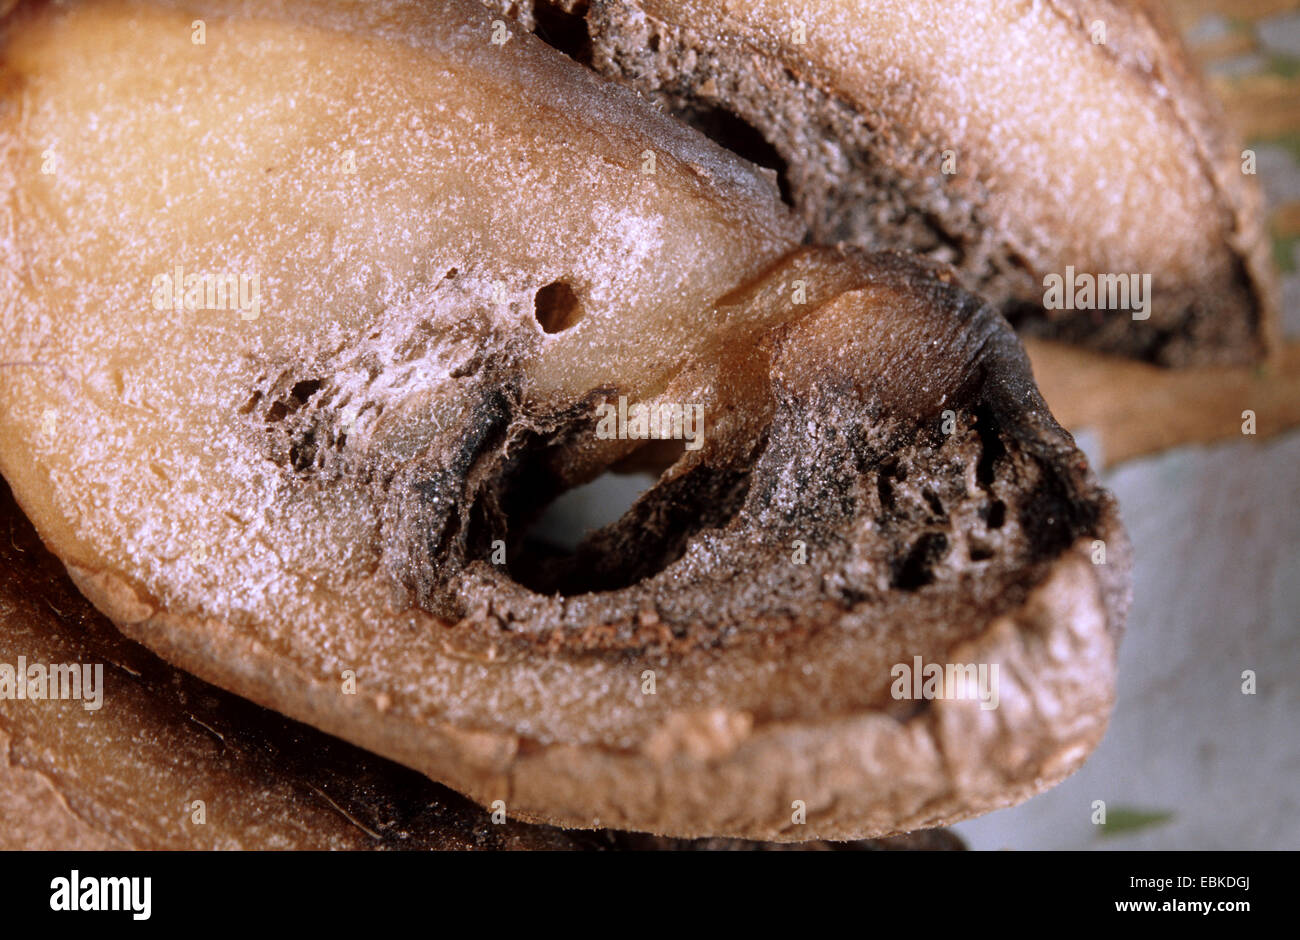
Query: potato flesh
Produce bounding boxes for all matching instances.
[639,0,1228,292]
[0,0,797,569]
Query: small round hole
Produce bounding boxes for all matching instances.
[534,281,582,334]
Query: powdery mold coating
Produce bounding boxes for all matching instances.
[0,0,1128,839]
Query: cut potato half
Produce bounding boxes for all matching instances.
[0,0,1127,839]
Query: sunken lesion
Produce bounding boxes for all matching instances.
[231,265,1104,661]
[384,384,750,617]
[393,362,1100,659]
[503,432,761,597]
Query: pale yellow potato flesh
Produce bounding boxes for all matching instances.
[0,0,798,570]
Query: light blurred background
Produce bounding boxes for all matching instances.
[954,0,1300,849]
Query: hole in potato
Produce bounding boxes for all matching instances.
[533,280,582,334]
[290,379,323,403]
[984,499,1006,529]
[522,467,661,554]
[891,532,948,590]
[493,435,749,597]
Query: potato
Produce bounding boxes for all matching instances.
[0,0,1126,839]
